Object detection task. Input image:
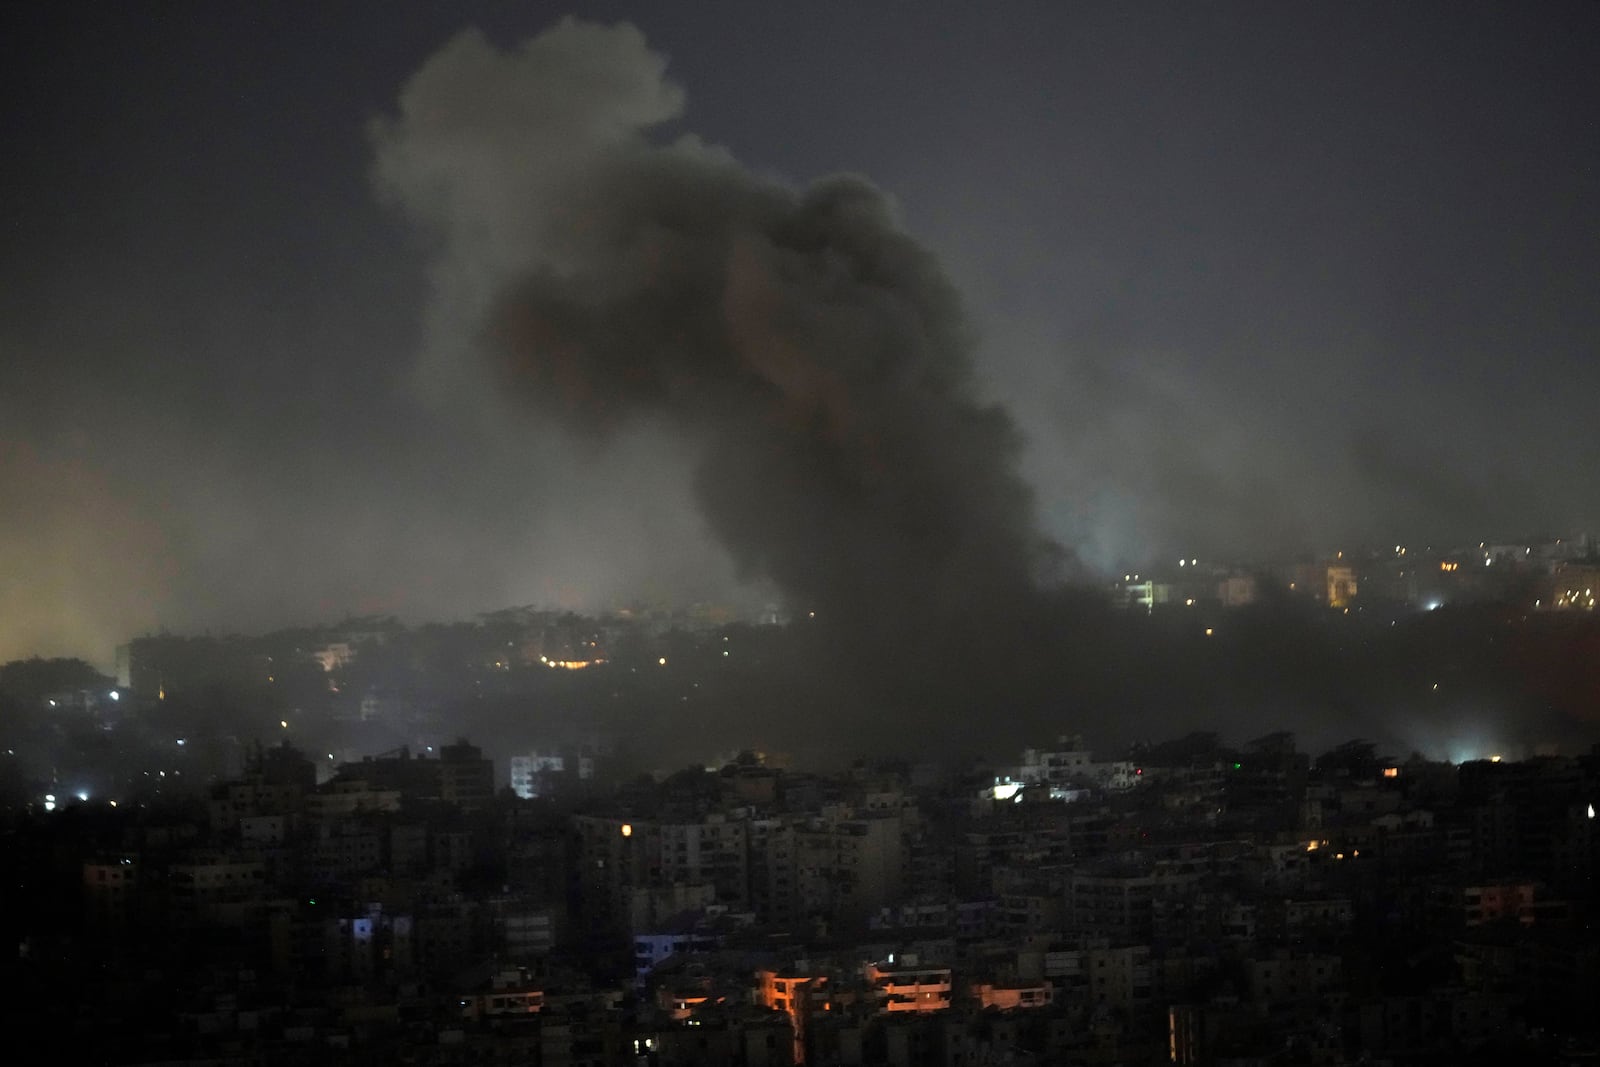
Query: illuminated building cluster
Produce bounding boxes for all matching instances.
[1113,533,1600,618]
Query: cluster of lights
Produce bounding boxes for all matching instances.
[1554,588,1595,610]
[540,655,606,670]
[40,790,97,811]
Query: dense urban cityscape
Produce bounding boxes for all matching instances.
[3,539,1597,1065]
[7,4,1599,1065]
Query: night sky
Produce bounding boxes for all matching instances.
[3,2,1598,666]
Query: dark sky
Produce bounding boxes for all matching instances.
[3,2,1597,665]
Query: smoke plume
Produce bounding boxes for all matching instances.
[374,19,1083,752]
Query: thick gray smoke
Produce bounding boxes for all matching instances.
[375,20,1081,751]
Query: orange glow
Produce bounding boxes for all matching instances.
[1383,767,1399,778]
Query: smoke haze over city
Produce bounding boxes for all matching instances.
[3,3,1599,683]
[8,12,1600,1060]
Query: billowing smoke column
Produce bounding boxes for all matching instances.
[375,19,1085,753]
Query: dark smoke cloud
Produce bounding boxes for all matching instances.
[375,19,1085,751]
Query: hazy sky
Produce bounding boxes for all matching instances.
[3,2,1597,664]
